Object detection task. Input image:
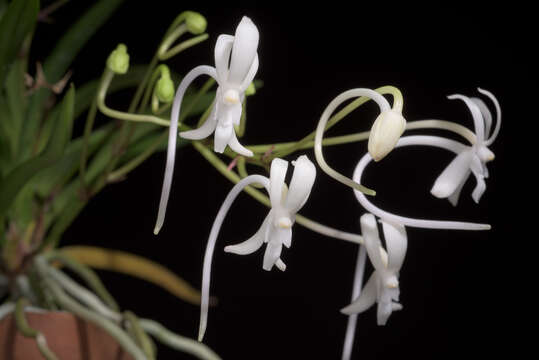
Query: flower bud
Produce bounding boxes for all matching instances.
[368,110,406,162]
[184,11,207,35]
[107,44,129,74]
[155,72,175,103]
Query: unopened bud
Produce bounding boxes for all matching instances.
[107,44,129,74]
[185,11,207,34]
[368,110,406,162]
[155,72,175,103]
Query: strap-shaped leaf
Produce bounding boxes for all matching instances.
[0,0,38,86]
[43,84,75,157]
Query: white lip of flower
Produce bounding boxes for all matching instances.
[430,88,501,205]
[154,16,259,235]
[198,155,316,341]
[341,213,407,325]
[353,135,491,230]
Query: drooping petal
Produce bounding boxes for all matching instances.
[154,65,217,235]
[269,158,289,209]
[179,104,217,140]
[275,259,287,271]
[229,101,242,126]
[214,34,234,85]
[360,214,385,272]
[214,123,233,153]
[228,17,259,86]
[224,213,271,255]
[239,54,259,93]
[341,273,377,315]
[447,94,485,144]
[478,88,501,146]
[272,226,292,249]
[381,220,407,272]
[228,130,253,157]
[284,155,316,213]
[263,240,283,271]
[431,149,474,199]
[447,170,469,206]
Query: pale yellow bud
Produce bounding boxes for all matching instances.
[368,110,406,161]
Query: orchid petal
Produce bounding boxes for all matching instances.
[478,88,501,146]
[269,158,288,209]
[224,213,271,255]
[179,104,217,140]
[280,227,293,248]
[228,17,259,86]
[228,130,254,157]
[284,155,317,213]
[360,214,385,272]
[263,240,283,271]
[214,123,233,153]
[214,34,234,85]
[431,149,474,199]
[155,65,217,235]
[381,220,407,272]
[447,94,485,144]
[341,273,377,315]
[239,54,259,93]
[229,101,242,126]
[448,171,468,207]
[471,97,492,139]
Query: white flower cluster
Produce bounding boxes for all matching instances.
[152,15,501,359]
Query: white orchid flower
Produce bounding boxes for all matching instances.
[352,135,491,230]
[431,88,501,205]
[198,155,316,341]
[341,213,407,325]
[154,16,259,234]
[180,16,258,155]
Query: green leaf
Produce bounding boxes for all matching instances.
[5,60,27,158]
[0,0,38,87]
[43,84,75,157]
[21,0,125,161]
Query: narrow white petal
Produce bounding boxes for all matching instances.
[341,273,377,315]
[224,213,271,255]
[227,127,253,157]
[447,94,485,144]
[263,239,283,271]
[239,54,259,93]
[352,136,491,230]
[471,97,492,139]
[447,172,468,207]
[284,155,317,213]
[228,17,259,86]
[199,175,270,342]
[269,158,289,209]
[214,34,234,85]
[179,104,217,140]
[360,214,385,272]
[229,101,242,126]
[431,149,474,199]
[155,65,217,235]
[392,302,403,311]
[380,220,407,272]
[478,88,501,146]
[214,123,233,153]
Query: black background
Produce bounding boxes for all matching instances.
[31,1,525,359]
